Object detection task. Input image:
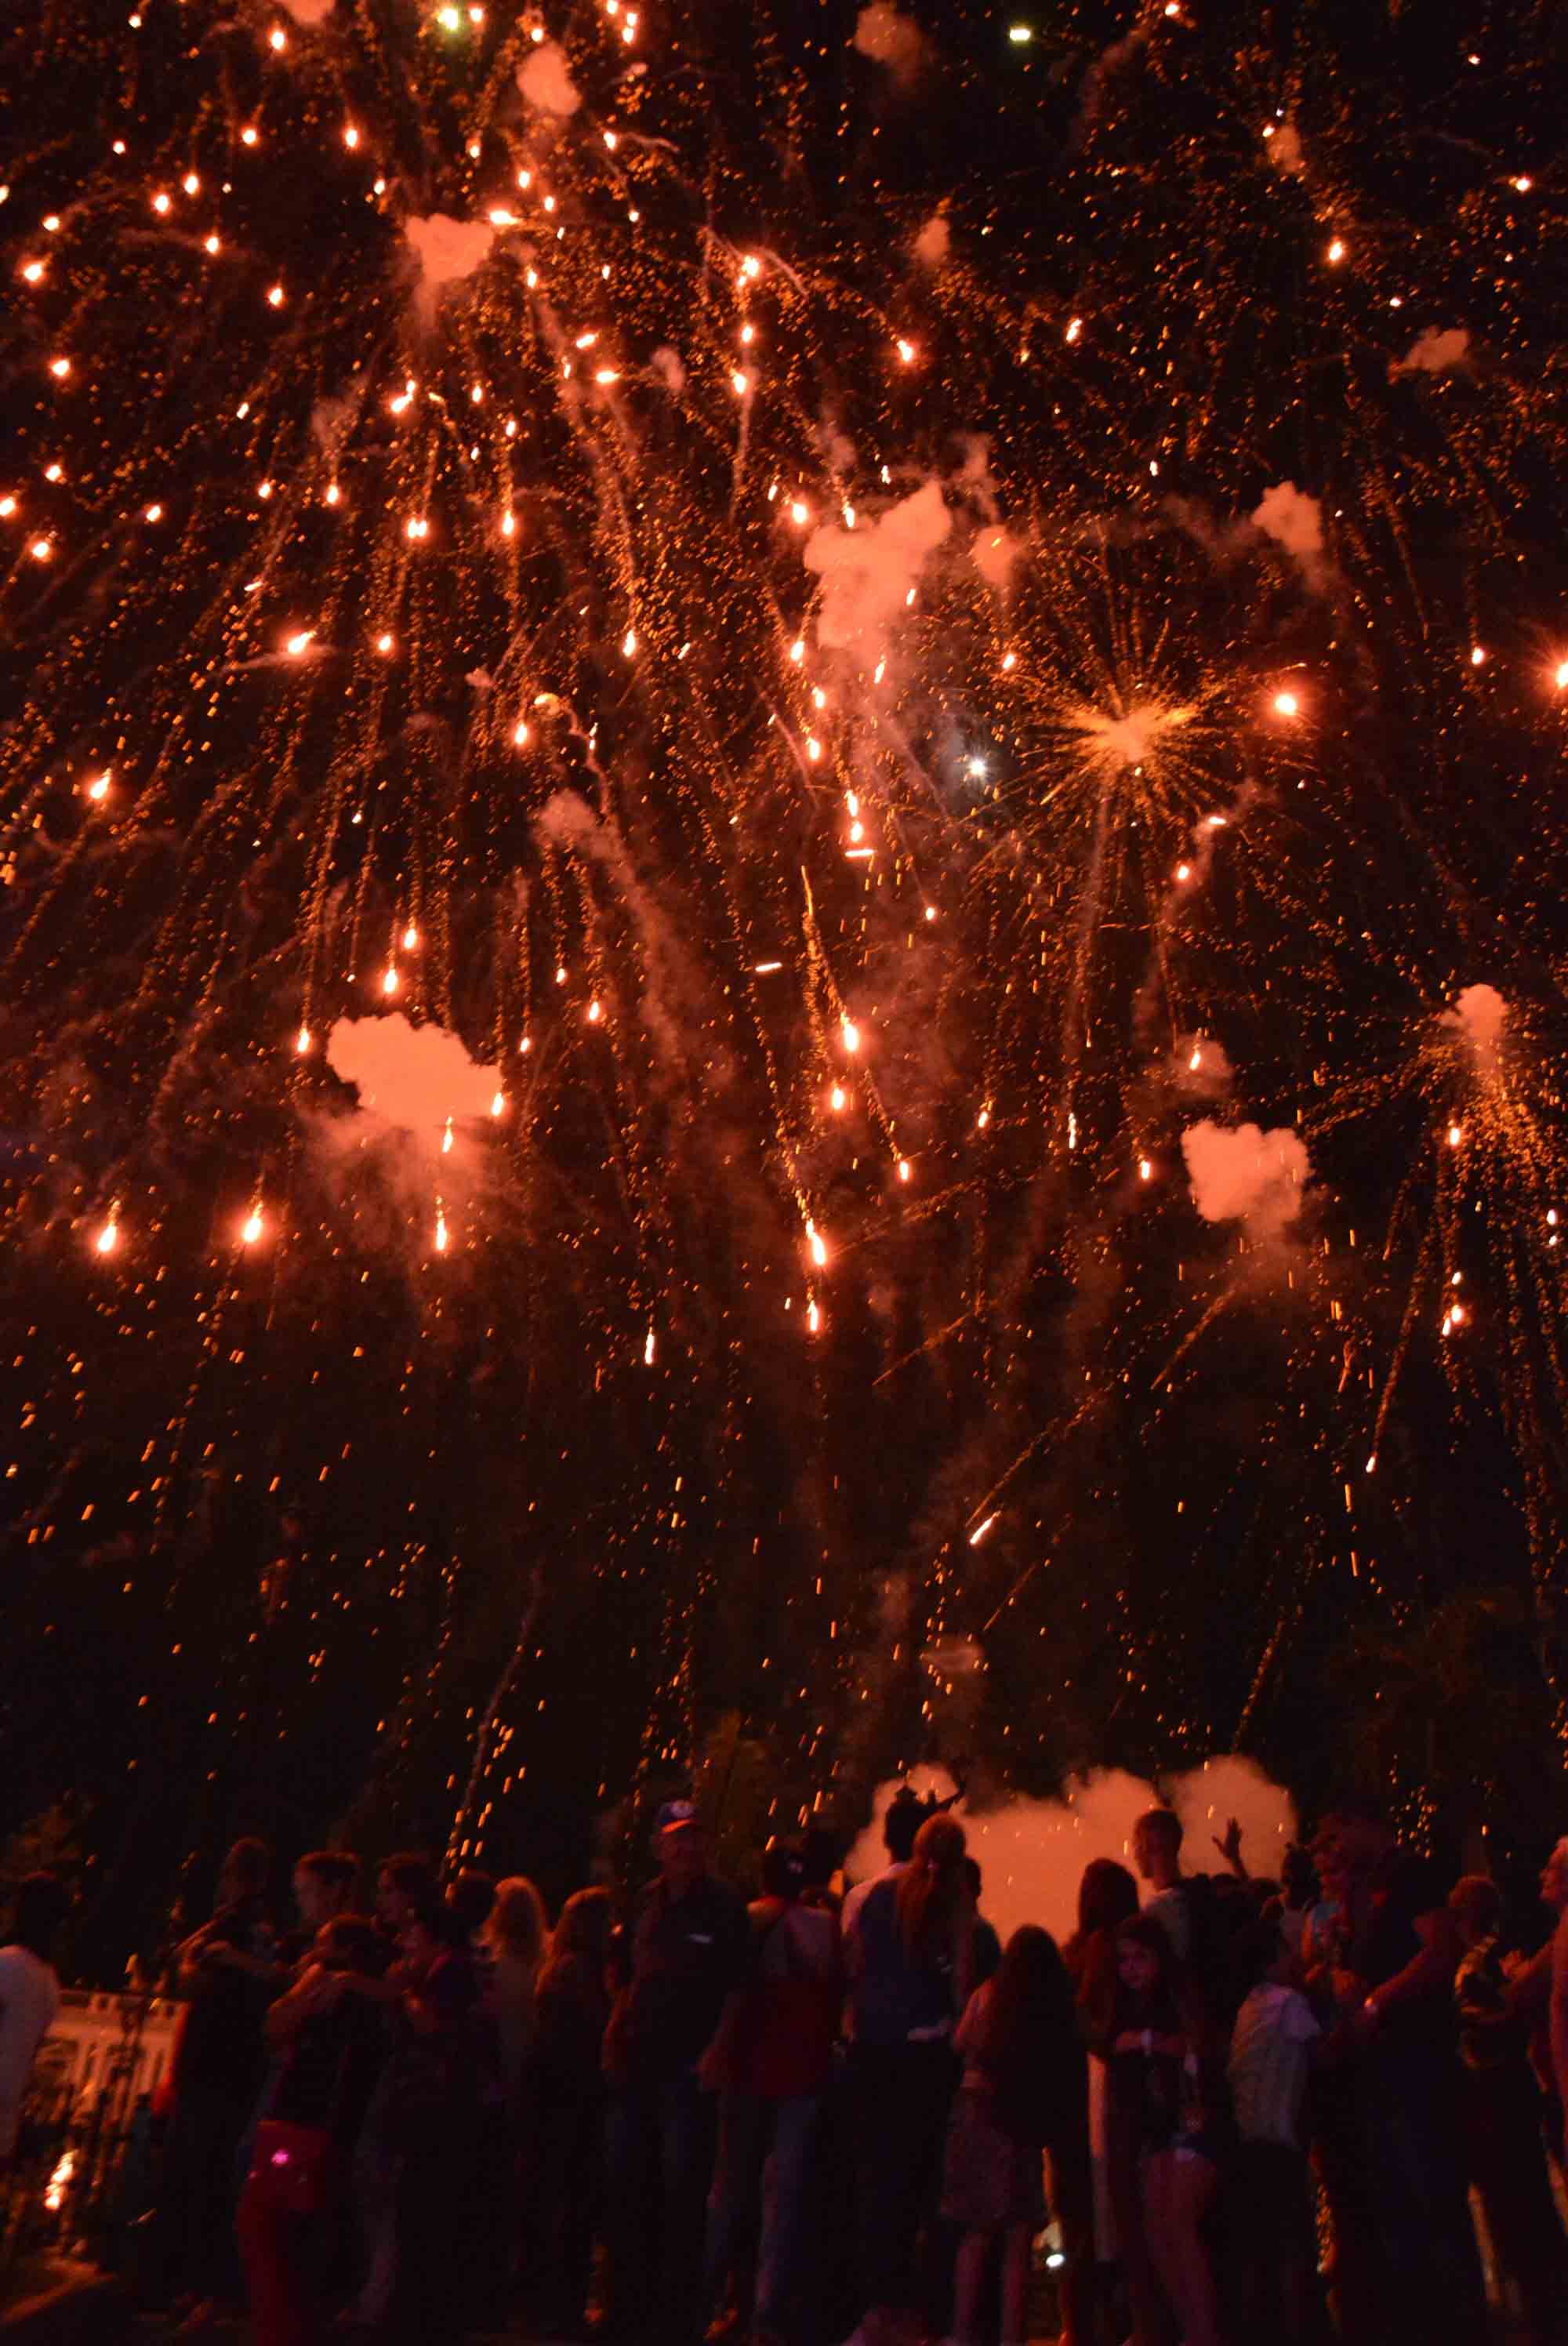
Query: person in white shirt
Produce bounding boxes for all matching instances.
[840,1785,926,1940]
[0,1874,67,2163]
[1226,1919,1322,2342]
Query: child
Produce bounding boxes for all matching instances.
[939,1923,1083,2346]
[1225,1919,1321,2341]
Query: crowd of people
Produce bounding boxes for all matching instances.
[5,1790,1568,2346]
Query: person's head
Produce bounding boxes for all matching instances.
[800,1823,841,1892]
[11,1872,68,1961]
[1132,1808,1183,1890]
[963,1857,984,1908]
[313,1915,383,1977]
[549,1886,614,1970]
[398,1891,462,1961]
[1076,1858,1140,1940]
[1235,1917,1291,1994]
[895,1812,968,1958]
[1448,1876,1503,1950]
[446,1868,496,1937]
[218,1836,270,1907]
[377,1854,438,1932]
[293,1850,360,1931]
[1316,1796,1392,1876]
[1114,1913,1177,2003]
[1279,1843,1319,1908]
[761,1839,808,1904]
[883,1785,925,1866]
[486,1876,547,1970]
[654,1802,708,1894]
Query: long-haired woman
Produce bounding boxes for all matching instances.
[1085,1915,1226,2346]
[940,1923,1084,2346]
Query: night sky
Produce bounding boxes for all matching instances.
[2,0,1566,1956]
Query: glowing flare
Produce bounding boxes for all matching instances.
[86,772,111,801]
[1272,689,1300,717]
[644,1327,655,1366]
[240,1211,264,1247]
[806,1299,821,1334]
[1138,1157,1153,1180]
[587,999,603,1023]
[285,630,314,657]
[296,1026,312,1055]
[622,630,637,656]
[1327,238,1346,263]
[490,1091,505,1117]
[1446,1123,1463,1146]
[1470,645,1486,667]
[969,1513,998,1545]
[841,1020,860,1054]
[382,966,399,996]
[95,1218,119,1255]
[896,338,916,364]
[829,1085,847,1112]
[434,1208,448,1252]
[402,925,419,952]
[807,1220,827,1267]
[897,1159,911,1182]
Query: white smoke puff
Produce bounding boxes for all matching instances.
[325,1013,499,1140]
[854,2,927,80]
[1389,326,1470,380]
[804,478,950,663]
[1265,121,1305,175]
[847,1757,1295,1946]
[1250,481,1324,572]
[517,38,581,117]
[649,347,687,394]
[972,528,1023,594]
[1441,982,1507,1075]
[1174,1033,1233,1096]
[913,214,950,267]
[403,214,495,305]
[277,0,334,24]
[1181,1117,1311,1238]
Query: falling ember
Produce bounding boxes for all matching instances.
[86,772,111,801]
[896,338,916,364]
[381,966,399,996]
[806,1299,822,1334]
[1555,661,1568,690]
[490,1091,505,1117]
[285,630,314,657]
[807,1219,827,1266]
[1272,689,1300,717]
[841,1020,860,1054]
[441,1117,454,1154]
[587,999,603,1023]
[402,924,419,952]
[434,1208,449,1253]
[1447,1123,1463,1146]
[295,1026,312,1055]
[969,1513,998,1545]
[1327,238,1346,263]
[1189,1047,1203,1070]
[95,1218,118,1255]
[622,630,637,657]
[1471,645,1486,667]
[1138,1157,1153,1180]
[240,1211,264,1247]
[512,721,530,746]
[43,2150,74,2215]
[897,1159,911,1182]
[829,1086,847,1111]
[644,1327,656,1366]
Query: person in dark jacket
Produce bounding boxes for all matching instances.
[602,1803,749,2346]
[526,1887,614,2340]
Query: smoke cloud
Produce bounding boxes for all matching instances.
[1441,982,1507,1076]
[847,1756,1297,1946]
[804,479,950,664]
[517,39,581,118]
[1181,1117,1310,1237]
[1250,481,1324,576]
[277,0,334,24]
[325,1012,499,1143]
[1389,326,1470,380]
[403,214,495,307]
[913,215,950,267]
[854,3,927,81]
